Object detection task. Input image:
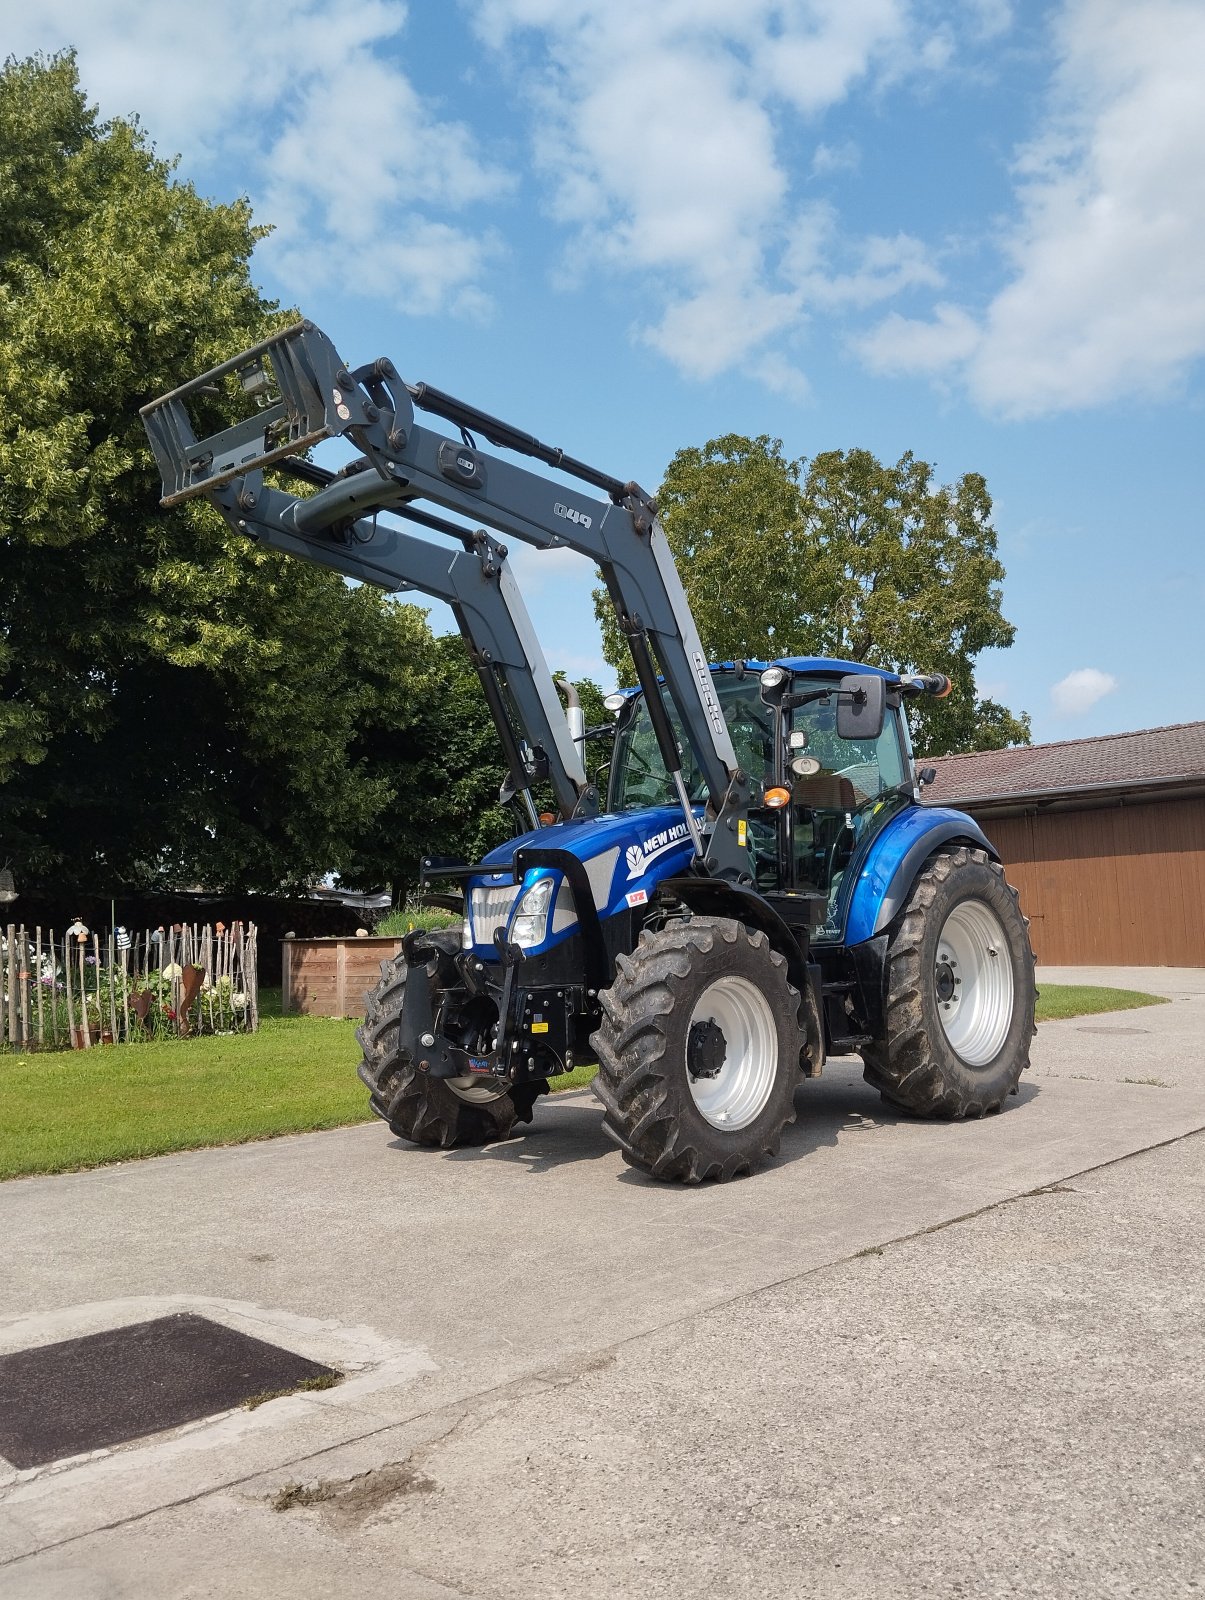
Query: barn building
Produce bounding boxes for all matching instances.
[923,722,1205,968]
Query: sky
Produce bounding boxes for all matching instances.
[7,0,1205,746]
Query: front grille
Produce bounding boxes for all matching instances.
[469,883,518,947]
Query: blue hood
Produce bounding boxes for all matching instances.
[467,805,697,954]
[476,805,693,874]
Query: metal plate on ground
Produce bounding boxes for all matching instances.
[0,1312,336,1469]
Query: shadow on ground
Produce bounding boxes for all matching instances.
[388,1064,1040,1184]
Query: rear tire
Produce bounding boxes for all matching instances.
[357,935,536,1149]
[590,917,803,1183]
[861,847,1036,1118]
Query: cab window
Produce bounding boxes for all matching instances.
[789,679,910,936]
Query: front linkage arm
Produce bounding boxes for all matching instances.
[141,320,755,881]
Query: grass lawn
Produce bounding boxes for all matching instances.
[0,1000,366,1182]
[0,982,1167,1181]
[1033,984,1167,1022]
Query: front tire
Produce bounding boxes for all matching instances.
[590,917,804,1183]
[861,847,1036,1117]
[357,937,537,1149]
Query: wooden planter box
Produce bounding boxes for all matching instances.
[281,936,402,1019]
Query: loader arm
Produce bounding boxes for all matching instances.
[195,461,593,824]
[141,321,753,880]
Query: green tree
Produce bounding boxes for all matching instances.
[595,434,1029,756]
[350,648,613,881]
[0,52,455,893]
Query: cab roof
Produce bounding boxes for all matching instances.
[716,658,900,681]
[616,657,900,697]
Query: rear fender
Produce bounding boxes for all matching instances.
[844,806,998,947]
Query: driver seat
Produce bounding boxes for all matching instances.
[791,773,857,811]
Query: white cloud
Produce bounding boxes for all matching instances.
[787,205,944,310]
[856,303,982,374]
[811,140,861,177]
[861,0,1205,416]
[747,0,910,116]
[644,279,804,381]
[974,676,1011,704]
[6,0,512,318]
[748,351,812,402]
[965,0,1015,39]
[1050,667,1119,716]
[504,541,596,597]
[466,0,967,386]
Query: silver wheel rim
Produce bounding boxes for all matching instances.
[687,976,779,1131]
[436,994,510,1103]
[446,1074,510,1105]
[934,899,1014,1066]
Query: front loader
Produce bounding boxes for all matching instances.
[142,321,1036,1183]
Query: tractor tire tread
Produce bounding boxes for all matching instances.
[357,933,520,1149]
[590,917,802,1184]
[861,846,1036,1118]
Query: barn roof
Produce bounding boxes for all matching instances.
[923,721,1205,808]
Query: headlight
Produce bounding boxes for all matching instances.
[760,666,787,689]
[461,917,473,949]
[509,877,555,948]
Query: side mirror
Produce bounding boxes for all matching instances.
[836,674,886,741]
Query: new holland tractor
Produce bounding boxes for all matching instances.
[143,321,1036,1183]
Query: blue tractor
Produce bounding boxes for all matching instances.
[143,323,1036,1183]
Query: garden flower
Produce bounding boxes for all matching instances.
[162,963,183,981]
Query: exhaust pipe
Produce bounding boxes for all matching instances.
[555,677,586,757]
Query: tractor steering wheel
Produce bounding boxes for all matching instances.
[822,819,855,898]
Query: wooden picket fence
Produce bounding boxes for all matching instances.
[0,922,259,1051]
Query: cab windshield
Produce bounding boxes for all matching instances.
[611,678,775,811]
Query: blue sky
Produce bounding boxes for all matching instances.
[9,0,1205,744]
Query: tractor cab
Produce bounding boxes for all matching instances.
[608,659,915,940]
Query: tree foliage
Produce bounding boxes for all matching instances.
[595,434,1030,756]
[362,642,610,880]
[0,53,498,894]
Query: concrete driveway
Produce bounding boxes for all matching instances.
[1,968,1203,1598]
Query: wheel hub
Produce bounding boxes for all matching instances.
[935,958,958,1004]
[688,1018,728,1080]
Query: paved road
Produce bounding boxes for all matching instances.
[1,969,1202,1597]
